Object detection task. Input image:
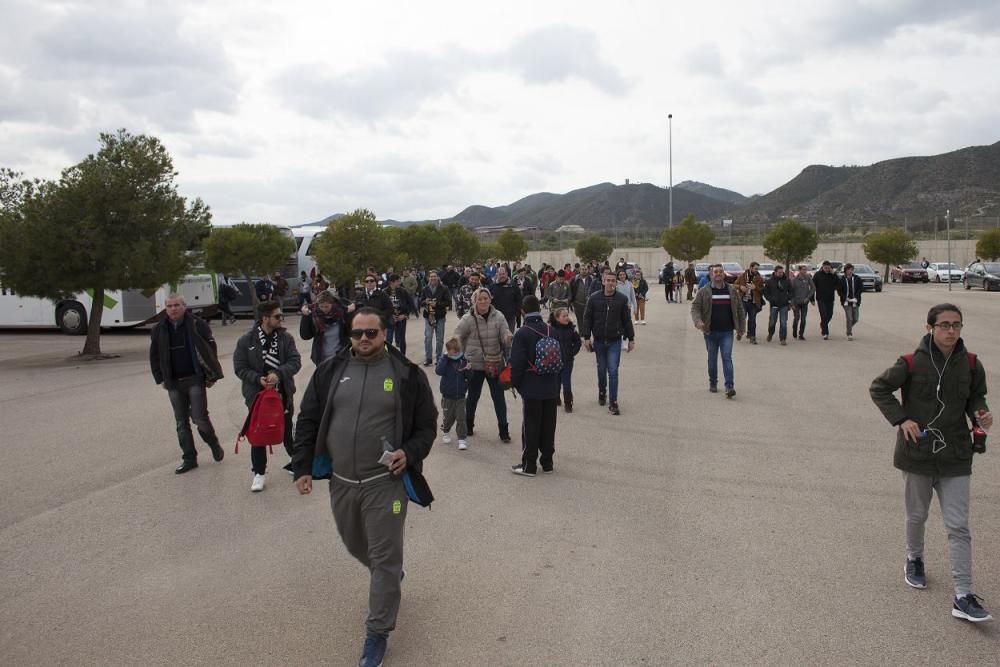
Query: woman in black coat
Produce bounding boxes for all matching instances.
[548,306,582,412]
[299,290,349,365]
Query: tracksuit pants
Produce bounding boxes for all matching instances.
[330,477,408,637]
[521,397,557,473]
[903,472,972,596]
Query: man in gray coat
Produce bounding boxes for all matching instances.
[790,265,816,341]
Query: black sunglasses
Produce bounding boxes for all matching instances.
[350,328,381,340]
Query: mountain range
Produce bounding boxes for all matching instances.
[311,141,1000,230]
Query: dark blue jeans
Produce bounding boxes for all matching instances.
[703,330,735,389]
[744,300,759,338]
[559,360,574,395]
[387,318,407,355]
[593,339,622,402]
[817,299,834,336]
[768,306,789,340]
[465,370,508,428]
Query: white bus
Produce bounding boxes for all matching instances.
[0,274,218,334]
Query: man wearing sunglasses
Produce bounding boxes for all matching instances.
[233,300,302,492]
[292,307,437,667]
[353,273,394,324]
[870,303,993,623]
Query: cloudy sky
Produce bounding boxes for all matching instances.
[2,0,998,224]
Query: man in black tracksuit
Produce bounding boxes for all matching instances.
[489,266,522,333]
[812,260,839,340]
[510,296,561,477]
[763,265,794,345]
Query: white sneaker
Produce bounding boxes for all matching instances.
[457,440,467,450]
[250,474,265,492]
[442,432,452,444]
[641,320,647,325]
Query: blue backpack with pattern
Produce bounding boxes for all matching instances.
[527,325,564,375]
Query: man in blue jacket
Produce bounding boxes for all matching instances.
[510,295,561,477]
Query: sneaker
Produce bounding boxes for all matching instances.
[542,467,554,474]
[823,334,829,340]
[250,474,265,492]
[457,440,467,450]
[952,594,993,623]
[904,557,926,589]
[780,339,787,346]
[282,462,294,475]
[442,432,452,444]
[725,388,736,399]
[766,333,773,342]
[709,385,718,393]
[423,359,433,366]
[641,320,647,325]
[511,464,536,477]
[598,392,606,406]
[608,401,621,415]
[848,335,854,341]
[210,443,225,462]
[751,337,758,345]
[358,633,387,667]
[799,335,806,341]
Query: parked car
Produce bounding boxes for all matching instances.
[721,262,744,284]
[963,262,1000,291]
[890,262,929,283]
[694,263,710,282]
[757,263,775,280]
[827,261,844,274]
[926,262,964,283]
[846,264,883,292]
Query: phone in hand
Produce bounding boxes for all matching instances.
[378,451,394,467]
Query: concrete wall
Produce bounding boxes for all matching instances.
[526,240,979,272]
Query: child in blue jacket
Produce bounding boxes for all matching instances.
[436,337,471,450]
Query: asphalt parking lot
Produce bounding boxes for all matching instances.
[1,282,998,665]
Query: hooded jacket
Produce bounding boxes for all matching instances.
[870,335,988,477]
[763,273,794,308]
[454,306,511,372]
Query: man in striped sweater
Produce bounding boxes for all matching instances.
[691,264,746,398]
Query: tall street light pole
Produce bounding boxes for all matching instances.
[947,209,952,292]
[668,113,674,228]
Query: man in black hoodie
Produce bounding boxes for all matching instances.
[812,260,839,340]
[150,295,225,474]
[763,265,794,345]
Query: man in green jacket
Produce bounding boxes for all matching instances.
[870,303,993,623]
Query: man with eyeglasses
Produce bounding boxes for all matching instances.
[233,300,302,492]
[292,307,437,667]
[870,303,993,623]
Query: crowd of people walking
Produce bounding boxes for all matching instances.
[150,253,994,665]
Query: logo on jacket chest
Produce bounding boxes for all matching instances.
[383,378,394,392]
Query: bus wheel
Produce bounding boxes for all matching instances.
[57,302,87,335]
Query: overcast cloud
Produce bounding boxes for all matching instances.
[1,0,998,224]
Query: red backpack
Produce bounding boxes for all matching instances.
[235,388,285,454]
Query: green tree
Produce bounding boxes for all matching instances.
[441,222,481,265]
[575,234,614,266]
[660,214,715,262]
[203,223,295,305]
[763,219,818,270]
[477,241,499,264]
[398,223,448,269]
[0,130,210,357]
[863,227,919,280]
[495,229,528,262]
[976,228,1000,261]
[310,208,392,289]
